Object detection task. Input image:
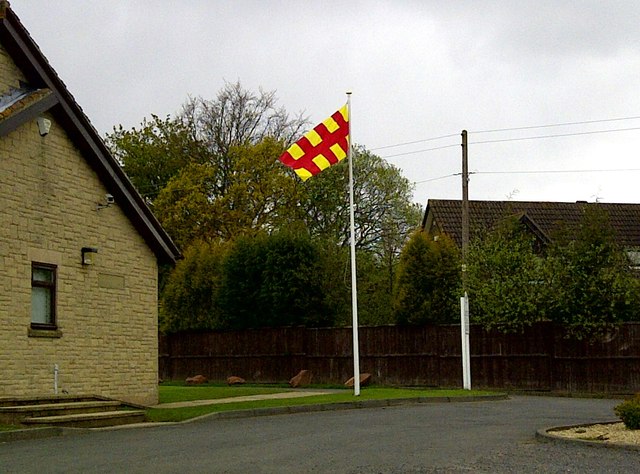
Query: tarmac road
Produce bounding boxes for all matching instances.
[0,396,638,473]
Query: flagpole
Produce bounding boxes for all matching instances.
[346,91,360,396]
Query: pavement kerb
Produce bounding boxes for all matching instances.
[182,393,510,424]
[536,421,640,452]
[0,393,508,443]
[0,426,87,443]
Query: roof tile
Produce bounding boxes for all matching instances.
[424,199,640,248]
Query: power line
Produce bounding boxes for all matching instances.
[381,143,459,159]
[379,124,640,160]
[470,115,640,134]
[370,133,459,151]
[412,167,640,186]
[469,126,640,145]
[378,115,640,159]
[413,173,460,184]
[474,168,640,176]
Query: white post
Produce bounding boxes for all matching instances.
[347,91,360,396]
[54,364,59,395]
[460,292,471,390]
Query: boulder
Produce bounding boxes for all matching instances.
[185,374,208,384]
[289,369,313,388]
[227,376,246,385]
[344,373,372,388]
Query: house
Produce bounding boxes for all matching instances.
[422,199,640,260]
[0,2,180,405]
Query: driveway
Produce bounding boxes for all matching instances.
[0,396,637,473]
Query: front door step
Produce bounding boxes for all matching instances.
[0,396,147,429]
[0,401,122,424]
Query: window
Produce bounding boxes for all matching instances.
[31,263,56,328]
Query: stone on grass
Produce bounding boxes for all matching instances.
[344,373,372,388]
[227,376,246,385]
[185,374,208,384]
[289,370,313,388]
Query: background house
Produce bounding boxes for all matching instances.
[422,199,640,261]
[0,2,180,405]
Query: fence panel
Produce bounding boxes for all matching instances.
[159,322,640,393]
[552,324,640,393]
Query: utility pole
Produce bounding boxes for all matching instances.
[460,129,471,390]
[461,130,469,289]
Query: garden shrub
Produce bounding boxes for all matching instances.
[466,217,547,333]
[614,394,640,430]
[394,231,460,325]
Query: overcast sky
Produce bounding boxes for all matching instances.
[12,1,640,206]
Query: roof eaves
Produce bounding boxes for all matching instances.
[518,213,551,245]
[0,5,181,263]
[0,87,58,137]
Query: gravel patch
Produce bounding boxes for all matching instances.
[549,421,640,445]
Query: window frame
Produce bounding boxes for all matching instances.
[31,262,57,330]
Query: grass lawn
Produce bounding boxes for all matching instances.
[147,384,501,422]
[0,424,19,431]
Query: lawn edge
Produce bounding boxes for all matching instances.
[0,394,508,443]
[174,393,509,424]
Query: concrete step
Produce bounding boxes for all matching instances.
[0,400,122,425]
[0,395,105,407]
[22,410,147,429]
[0,396,148,429]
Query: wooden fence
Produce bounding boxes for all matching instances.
[159,322,640,394]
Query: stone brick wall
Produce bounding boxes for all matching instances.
[0,41,23,91]
[0,43,159,405]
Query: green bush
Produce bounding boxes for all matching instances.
[218,230,334,329]
[160,239,229,333]
[614,394,640,430]
[545,206,640,339]
[394,231,460,325]
[466,217,547,333]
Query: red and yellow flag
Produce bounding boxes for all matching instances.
[279,104,349,181]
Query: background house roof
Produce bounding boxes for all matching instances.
[0,3,180,263]
[422,199,640,249]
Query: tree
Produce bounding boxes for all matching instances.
[297,146,421,254]
[295,146,422,310]
[466,217,547,332]
[218,230,333,329]
[153,138,299,247]
[151,163,219,249]
[108,83,423,331]
[106,114,208,202]
[544,206,640,339]
[355,250,398,326]
[394,231,461,325]
[258,230,333,328]
[108,83,419,260]
[107,81,308,227]
[179,81,308,197]
[159,239,229,333]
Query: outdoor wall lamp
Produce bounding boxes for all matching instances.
[81,247,98,265]
[36,116,51,136]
